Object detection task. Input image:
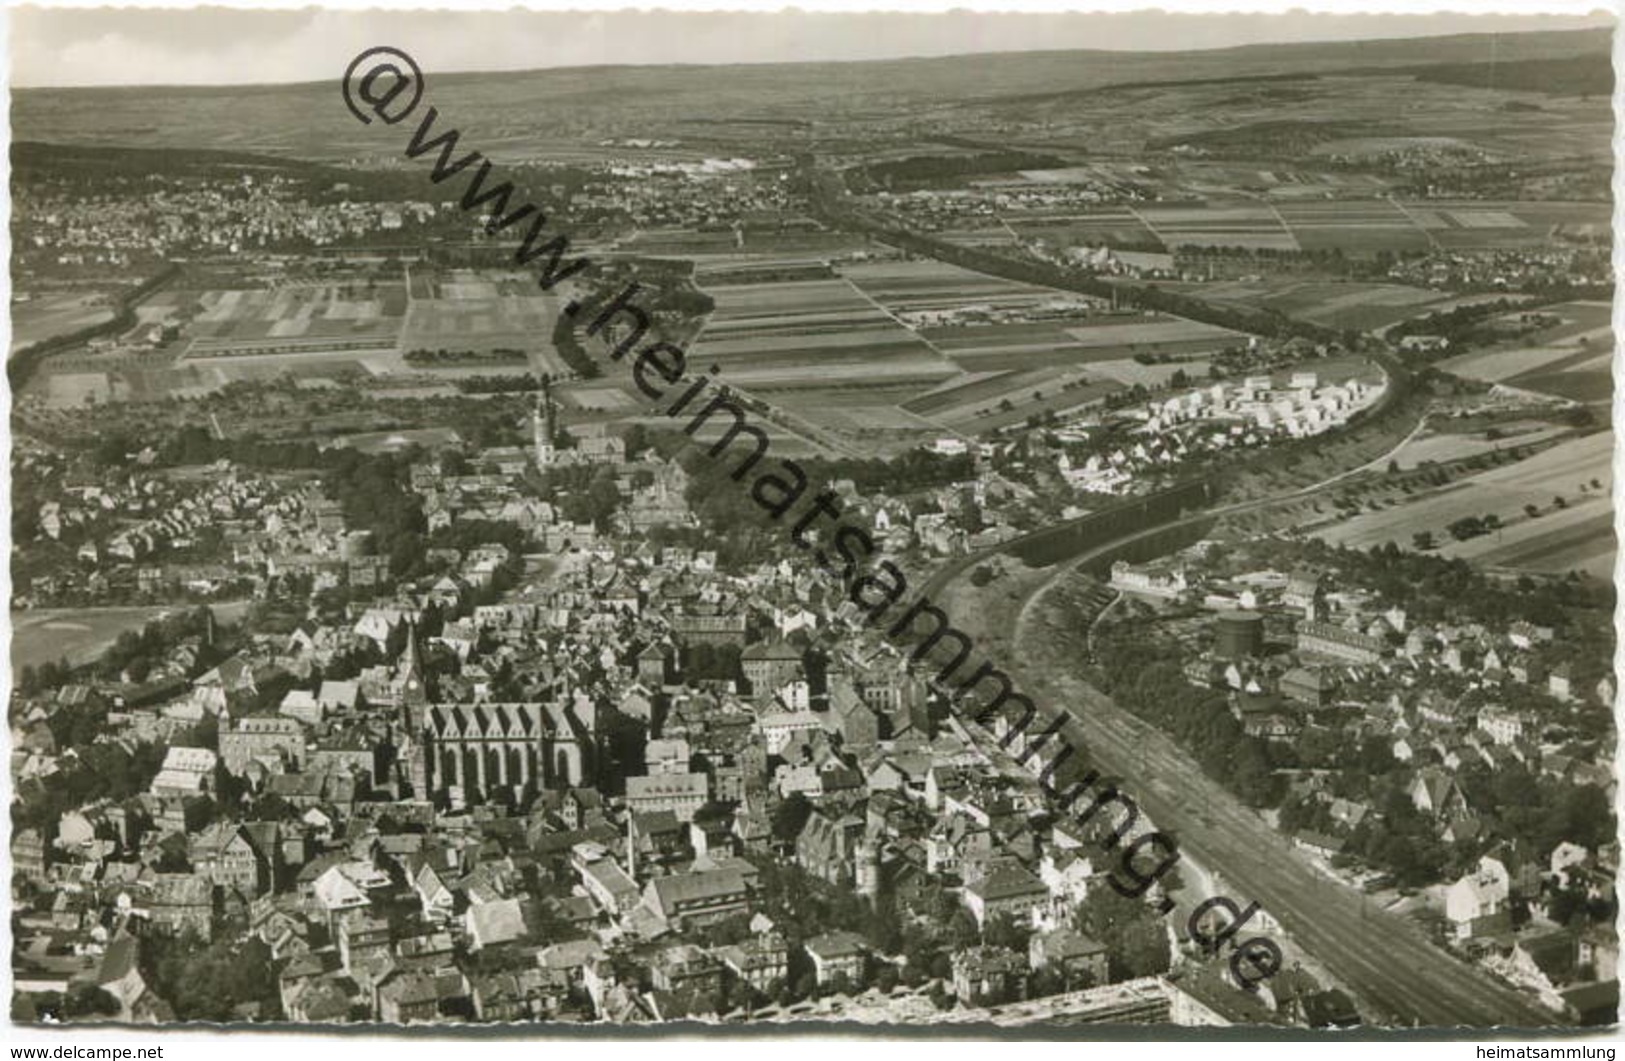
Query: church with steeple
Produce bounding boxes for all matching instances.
[387,618,600,805]
[394,621,432,798]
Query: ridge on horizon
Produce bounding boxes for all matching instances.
[10,21,1612,93]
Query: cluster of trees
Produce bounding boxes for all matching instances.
[542,464,625,533]
[425,518,533,560]
[703,263,835,286]
[453,374,547,394]
[141,932,282,1022]
[93,606,220,684]
[1093,625,1282,807]
[321,450,427,580]
[15,657,75,698]
[1300,756,1619,890]
[798,450,974,496]
[1153,117,1366,160]
[668,449,787,571]
[1386,297,1533,357]
[1306,538,1611,629]
[861,151,1068,190]
[13,739,168,834]
[1446,512,1501,542]
[17,983,120,1022]
[403,346,529,365]
[1072,885,1173,982]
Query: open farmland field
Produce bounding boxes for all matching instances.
[181,282,405,358]
[1006,211,1166,252]
[955,378,1122,434]
[1438,346,1586,384]
[565,384,642,412]
[23,267,575,402]
[399,269,572,377]
[629,409,830,460]
[774,388,946,436]
[842,259,1082,313]
[921,321,1149,372]
[621,226,864,259]
[844,259,1237,373]
[1441,302,1614,404]
[10,292,116,353]
[40,372,113,408]
[1314,431,1615,577]
[1135,203,1300,252]
[1166,278,1450,333]
[1087,358,1214,388]
[935,225,1021,250]
[620,227,742,256]
[1491,300,1614,351]
[901,365,1122,433]
[1063,317,1240,349]
[693,274,957,389]
[1275,198,1432,254]
[1452,507,1616,580]
[1399,201,1612,250]
[1158,161,1383,199]
[1387,421,1573,469]
[1522,300,1613,343]
[919,312,1237,373]
[1507,365,1613,405]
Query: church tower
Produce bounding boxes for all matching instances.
[855,832,881,902]
[397,621,430,798]
[533,378,558,469]
[398,621,428,714]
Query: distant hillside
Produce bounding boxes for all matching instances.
[1402,53,1614,96]
[10,26,1611,163]
[11,140,331,178]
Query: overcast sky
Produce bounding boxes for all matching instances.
[9,4,1616,89]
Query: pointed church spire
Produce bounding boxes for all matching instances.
[399,619,427,711]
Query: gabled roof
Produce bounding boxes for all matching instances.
[646,867,749,917]
[804,930,867,961]
[967,864,1047,902]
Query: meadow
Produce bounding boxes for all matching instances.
[11,602,251,671]
[10,292,115,354]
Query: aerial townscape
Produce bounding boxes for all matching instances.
[6,10,1617,1032]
